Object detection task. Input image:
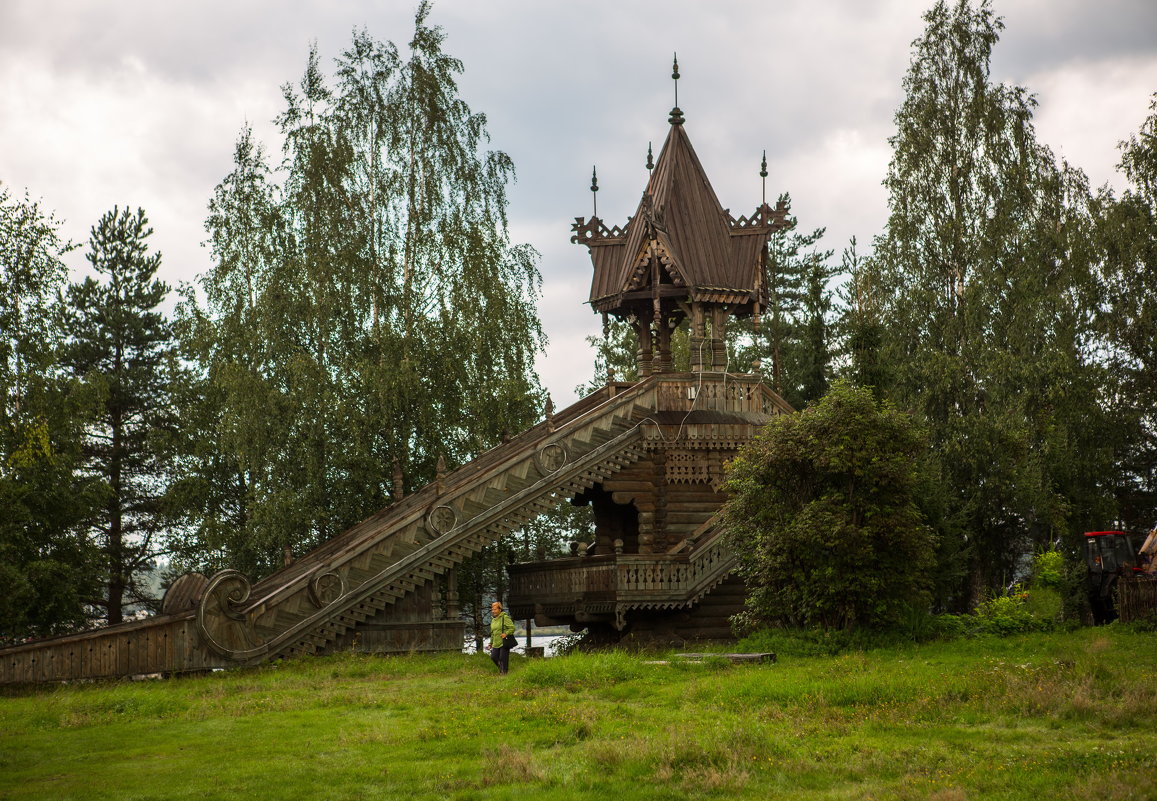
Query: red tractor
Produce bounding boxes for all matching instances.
[1084,526,1157,623]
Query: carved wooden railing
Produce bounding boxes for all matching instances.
[1,373,777,683]
[198,425,650,664]
[508,517,735,629]
[1,378,659,682]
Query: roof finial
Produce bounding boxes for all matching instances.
[668,53,684,125]
[760,150,768,205]
[645,141,656,196]
[590,165,599,217]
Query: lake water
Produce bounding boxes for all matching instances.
[463,634,568,657]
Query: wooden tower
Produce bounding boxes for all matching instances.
[571,62,791,376]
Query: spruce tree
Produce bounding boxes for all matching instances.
[63,207,176,624]
[835,237,889,395]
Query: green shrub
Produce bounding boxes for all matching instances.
[1023,586,1063,623]
[973,588,1050,635]
[930,612,969,638]
[1031,549,1065,590]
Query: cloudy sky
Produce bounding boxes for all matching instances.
[2,0,1154,407]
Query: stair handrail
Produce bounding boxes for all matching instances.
[235,378,662,614]
[196,423,649,661]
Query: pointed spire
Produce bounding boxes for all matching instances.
[590,165,599,216]
[646,141,654,173]
[669,53,684,125]
[760,150,768,205]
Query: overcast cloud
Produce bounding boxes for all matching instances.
[1,0,1154,406]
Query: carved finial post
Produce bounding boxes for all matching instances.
[760,150,768,205]
[435,454,446,495]
[392,457,404,501]
[669,54,684,125]
[590,166,599,217]
[545,395,555,432]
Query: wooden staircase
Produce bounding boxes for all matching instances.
[1,373,785,683]
[0,378,666,682]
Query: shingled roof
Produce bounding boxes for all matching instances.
[572,116,789,318]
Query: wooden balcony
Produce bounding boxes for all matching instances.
[507,533,735,630]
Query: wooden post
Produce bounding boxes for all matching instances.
[635,320,654,377]
[689,303,705,372]
[656,318,673,373]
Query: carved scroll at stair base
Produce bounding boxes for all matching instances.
[195,570,269,660]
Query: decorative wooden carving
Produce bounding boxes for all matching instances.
[535,442,567,475]
[427,504,458,535]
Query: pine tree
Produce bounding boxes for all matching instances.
[742,194,834,409]
[0,186,101,641]
[63,207,176,624]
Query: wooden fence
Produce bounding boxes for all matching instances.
[1117,576,1157,623]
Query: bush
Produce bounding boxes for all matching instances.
[1031,549,1065,590]
[723,381,936,631]
[930,613,969,638]
[972,588,1051,635]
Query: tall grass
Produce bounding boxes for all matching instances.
[2,627,1154,800]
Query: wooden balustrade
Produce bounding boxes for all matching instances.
[508,525,734,613]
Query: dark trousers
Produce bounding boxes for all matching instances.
[490,644,510,674]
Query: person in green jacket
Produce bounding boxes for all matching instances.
[488,601,516,675]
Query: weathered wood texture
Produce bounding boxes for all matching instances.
[1117,576,1157,623]
[1,374,788,684]
[0,615,226,684]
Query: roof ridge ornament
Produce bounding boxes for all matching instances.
[668,54,684,125]
[760,150,768,205]
[590,165,599,217]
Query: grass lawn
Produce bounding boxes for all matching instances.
[1,626,1154,800]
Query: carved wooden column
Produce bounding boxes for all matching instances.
[689,303,706,373]
[656,319,673,373]
[445,568,460,621]
[711,306,728,371]
[652,449,669,552]
[635,319,654,377]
